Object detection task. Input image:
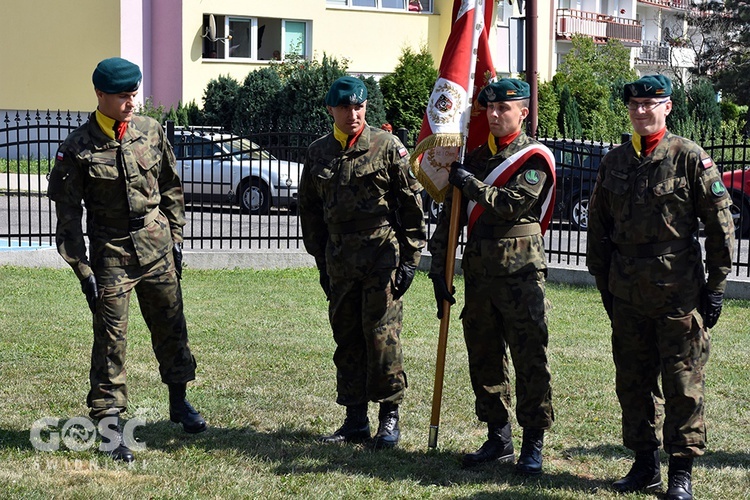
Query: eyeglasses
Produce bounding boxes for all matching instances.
[626,99,669,111]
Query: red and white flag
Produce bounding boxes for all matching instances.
[410,0,496,202]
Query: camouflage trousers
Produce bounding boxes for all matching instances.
[87,252,197,419]
[612,297,710,457]
[329,268,406,406]
[462,270,554,429]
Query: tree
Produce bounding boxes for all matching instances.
[379,45,438,140]
[203,75,241,130]
[232,67,283,134]
[273,53,348,134]
[555,35,637,141]
[359,75,387,130]
[537,79,560,138]
[557,84,582,139]
[688,78,722,131]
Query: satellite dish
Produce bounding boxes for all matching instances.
[203,14,232,43]
[208,14,217,41]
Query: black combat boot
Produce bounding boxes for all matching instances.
[666,455,693,500]
[372,402,400,449]
[168,383,207,433]
[612,449,662,493]
[463,421,515,467]
[515,428,544,474]
[99,415,134,463]
[320,403,370,444]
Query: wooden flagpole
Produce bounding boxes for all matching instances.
[428,0,485,449]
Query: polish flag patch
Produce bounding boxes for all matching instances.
[701,157,713,169]
[56,151,64,161]
[398,147,408,158]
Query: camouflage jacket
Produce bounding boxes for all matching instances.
[587,132,734,308]
[299,125,426,278]
[429,132,553,278]
[47,114,185,280]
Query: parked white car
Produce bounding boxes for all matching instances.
[172,129,301,214]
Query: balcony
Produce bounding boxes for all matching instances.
[637,0,691,10]
[556,9,642,47]
[634,40,671,65]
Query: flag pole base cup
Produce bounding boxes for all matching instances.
[428,426,439,448]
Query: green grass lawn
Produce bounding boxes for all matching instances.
[0,266,748,499]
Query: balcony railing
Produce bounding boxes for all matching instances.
[637,0,691,10]
[635,40,671,65]
[556,9,642,47]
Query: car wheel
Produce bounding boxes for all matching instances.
[240,178,270,215]
[570,195,589,230]
[730,192,750,239]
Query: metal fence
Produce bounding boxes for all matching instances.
[2,112,749,278]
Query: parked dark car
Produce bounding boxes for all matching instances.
[540,139,610,230]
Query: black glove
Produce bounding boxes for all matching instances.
[81,275,98,314]
[392,262,417,300]
[430,274,456,319]
[318,267,331,301]
[448,161,474,189]
[173,242,183,280]
[599,289,614,321]
[699,287,723,329]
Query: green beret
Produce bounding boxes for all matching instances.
[623,74,672,102]
[477,78,530,106]
[92,57,142,94]
[325,76,367,107]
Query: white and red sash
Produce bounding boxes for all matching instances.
[466,144,556,237]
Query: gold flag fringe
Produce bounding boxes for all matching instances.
[409,133,464,203]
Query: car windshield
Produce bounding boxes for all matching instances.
[227,139,274,161]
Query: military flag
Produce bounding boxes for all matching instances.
[410,0,496,203]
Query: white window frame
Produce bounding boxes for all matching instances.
[203,15,312,61]
[281,20,311,58]
[326,0,433,13]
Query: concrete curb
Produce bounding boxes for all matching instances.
[2,247,749,300]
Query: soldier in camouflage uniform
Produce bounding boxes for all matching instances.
[587,75,734,500]
[299,76,426,449]
[47,58,206,463]
[429,79,556,474]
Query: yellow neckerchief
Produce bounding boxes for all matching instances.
[333,124,349,149]
[488,132,498,156]
[632,131,643,158]
[333,123,366,149]
[95,110,117,140]
[487,130,520,155]
[632,128,667,158]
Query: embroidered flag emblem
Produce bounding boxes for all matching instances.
[56,151,64,161]
[701,157,713,169]
[398,147,408,158]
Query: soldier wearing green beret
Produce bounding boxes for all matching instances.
[587,74,734,499]
[429,78,556,474]
[299,76,426,449]
[47,57,206,463]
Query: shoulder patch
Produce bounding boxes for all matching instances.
[56,151,64,162]
[398,146,408,158]
[701,156,714,169]
[524,170,540,185]
[711,180,726,197]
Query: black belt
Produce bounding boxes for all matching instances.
[473,223,541,239]
[327,215,390,234]
[94,207,160,231]
[616,237,694,258]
